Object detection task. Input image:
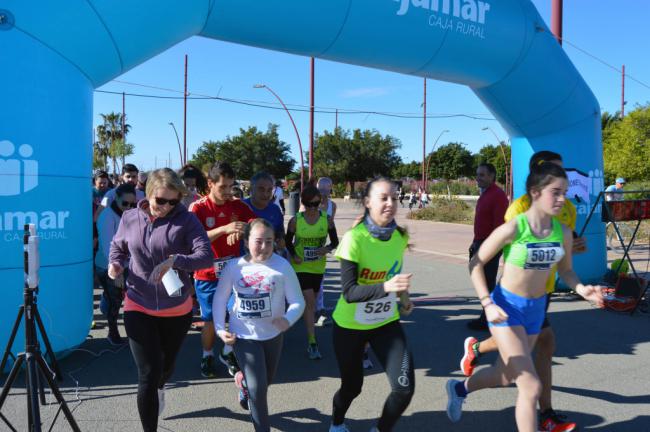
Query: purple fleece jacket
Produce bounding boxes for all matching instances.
[109,200,212,311]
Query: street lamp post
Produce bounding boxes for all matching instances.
[168,122,183,167]
[481,126,510,199]
[254,84,305,192]
[424,129,450,187]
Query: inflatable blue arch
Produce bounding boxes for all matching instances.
[0,0,605,354]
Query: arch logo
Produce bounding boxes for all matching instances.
[0,140,38,196]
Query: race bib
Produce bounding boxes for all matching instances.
[525,243,564,270]
[213,256,234,278]
[236,292,272,319]
[303,246,320,262]
[354,293,396,325]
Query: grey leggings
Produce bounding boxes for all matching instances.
[233,333,284,432]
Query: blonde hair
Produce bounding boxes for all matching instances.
[146,168,188,199]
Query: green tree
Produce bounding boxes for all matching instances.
[473,142,511,185]
[392,160,422,180]
[190,124,295,180]
[427,142,474,197]
[95,112,131,174]
[312,127,402,192]
[603,104,650,183]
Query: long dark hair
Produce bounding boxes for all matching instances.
[356,176,408,237]
[526,162,567,199]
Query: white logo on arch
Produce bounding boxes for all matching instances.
[0,140,39,196]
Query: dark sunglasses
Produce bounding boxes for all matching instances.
[154,197,180,206]
[120,201,137,208]
[303,201,321,208]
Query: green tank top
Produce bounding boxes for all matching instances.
[291,211,328,274]
[503,213,565,270]
[333,223,408,330]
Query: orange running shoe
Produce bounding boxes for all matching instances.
[460,336,479,376]
[538,409,577,432]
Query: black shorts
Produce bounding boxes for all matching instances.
[296,272,324,292]
[541,293,552,329]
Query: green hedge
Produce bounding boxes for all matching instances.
[407,197,474,224]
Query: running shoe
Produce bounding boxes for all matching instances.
[219,349,240,376]
[315,313,331,327]
[460,336,479,376]
[328,423,350,432]
[234,371,249,411]
[307,343,322,360]
[200,355,218,378]
[445,379,466,423]
[363,351,374,370]
[107,325,125,346]
[538,409,577,432]
[157,387,165,417]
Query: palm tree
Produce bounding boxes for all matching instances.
[94,112,131,175]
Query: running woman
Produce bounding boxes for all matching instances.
[286,185,339,360]
[329,177,415,432]
[190,161,256,378]
[446,162,604,432]
[214,219,305,430]
[460,151,587,431]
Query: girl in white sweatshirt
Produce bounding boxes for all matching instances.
[214,218,305,432]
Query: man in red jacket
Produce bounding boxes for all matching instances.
[466,162,509,330]
[190,161,256,378]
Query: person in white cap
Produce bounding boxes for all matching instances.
[605,177,626,201]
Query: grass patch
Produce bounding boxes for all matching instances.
[407,197,474,224]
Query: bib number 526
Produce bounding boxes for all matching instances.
[364,301,392,314]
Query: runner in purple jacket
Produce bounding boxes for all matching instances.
[109,168,212,432]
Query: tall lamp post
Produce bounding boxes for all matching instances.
[254,84,305,191]
[481,126,510,199]
[424,129,450,186]
[168,122,183,167]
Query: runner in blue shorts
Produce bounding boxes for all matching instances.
[445,162,604,432]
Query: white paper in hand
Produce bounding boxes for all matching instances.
[162,269,183,297]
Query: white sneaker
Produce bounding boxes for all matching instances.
[158,387,165,417]
[445,379,465,423]
[329,423,350,432]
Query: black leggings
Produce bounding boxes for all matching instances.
[124,311,192,432]
[332,320,415,432]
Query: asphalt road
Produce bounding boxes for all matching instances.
[1,199,649,431]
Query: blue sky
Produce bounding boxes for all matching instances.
[94,0,650,173]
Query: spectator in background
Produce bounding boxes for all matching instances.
[93,170,111,205]
[605,177,626,201]
[95,183,137,345]
[108,168,212,432]
[315,177,337,327]
[179,164,208,208]
[274,179,286,214]
[244,172,286,253]
[102,164,145,207]
[466,162,509,331]
[136,172,148,197]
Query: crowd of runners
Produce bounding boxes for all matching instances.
[91,151,604,432]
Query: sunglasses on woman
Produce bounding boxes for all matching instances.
[303,200,321,208]
[154,197,180,206]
